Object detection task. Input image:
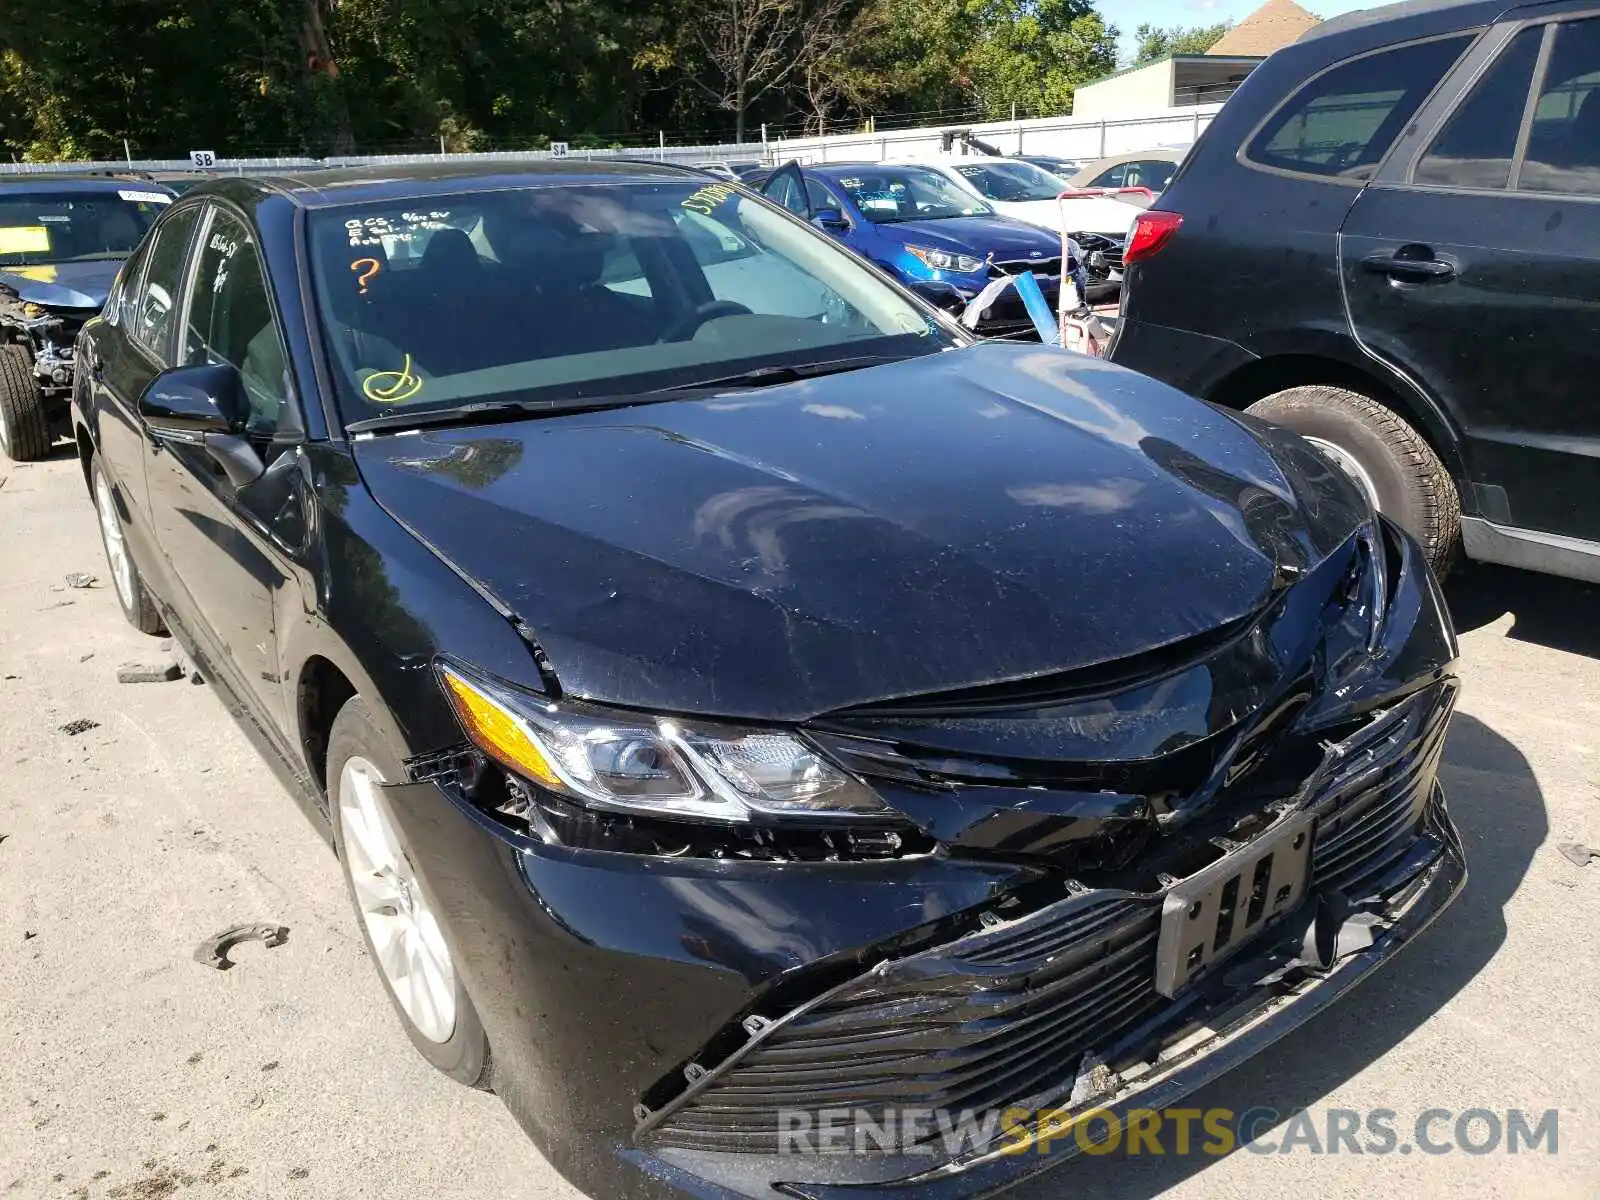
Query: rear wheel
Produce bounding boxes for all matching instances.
[0,344,51,462]
[1247,385,1460,576]
[328,696,492,1088]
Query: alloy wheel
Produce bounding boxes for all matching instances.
[338,755,458,1044]
[94,473,136,613]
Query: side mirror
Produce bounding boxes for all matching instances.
[811,208,849,234]
[139,363,264,488]
[140,363,249,436]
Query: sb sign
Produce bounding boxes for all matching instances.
[189,150,217,169]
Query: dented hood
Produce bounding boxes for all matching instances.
[0,259,122,311]
[353,343,1366,721]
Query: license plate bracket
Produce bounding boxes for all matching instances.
[1154,812,1314,998]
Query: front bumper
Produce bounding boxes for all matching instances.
[376,672,1463,1200]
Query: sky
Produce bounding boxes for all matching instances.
[1110,0,1377,62]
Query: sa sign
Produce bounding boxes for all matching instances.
[189,150,217,169]
[549,142,569,159]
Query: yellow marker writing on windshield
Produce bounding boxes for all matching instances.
[362,354,422,404]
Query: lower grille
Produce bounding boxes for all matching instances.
[644,682,1457,1155]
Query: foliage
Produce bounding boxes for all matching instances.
[1130,21,1232,66]
[0,0,1126,159]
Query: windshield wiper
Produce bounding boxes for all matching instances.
[344,382,758,435]
[345,356,919,436]
[671,353,917,391]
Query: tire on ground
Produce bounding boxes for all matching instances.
[90,456,167,635]
[1247,385,1460,577]
[0,343,52,461]
[326,695,493,1089]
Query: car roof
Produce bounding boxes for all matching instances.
[1069,149,1186,181]
[202,160,719,210]
[0,174,175,195]
[1305,0,1506,41]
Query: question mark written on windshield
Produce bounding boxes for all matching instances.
[351,257,381,294]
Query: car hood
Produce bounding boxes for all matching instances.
[992,198,1142,239]
[876,215,1061,262]
[354,343,1367,722]
[0,259,122,311]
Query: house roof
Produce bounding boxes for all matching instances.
[1207,0,1323,57]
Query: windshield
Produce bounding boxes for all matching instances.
[953,161,1067,202]
[310,181,955,427]
[825,167,992,223]
[0,189,169,267]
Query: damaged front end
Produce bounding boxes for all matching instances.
[372,505,1463,1199]
[0,281,86,399]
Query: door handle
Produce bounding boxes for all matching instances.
[1360,251,1456,281]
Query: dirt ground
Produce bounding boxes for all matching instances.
[2,450,1597,1199]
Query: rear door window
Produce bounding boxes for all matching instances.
[1519,17,1600,196]
[1414,26,1544,190]
[130,206,201,360]
[1248,35,1473,179]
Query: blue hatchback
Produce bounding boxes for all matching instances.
[758,161,1066,334]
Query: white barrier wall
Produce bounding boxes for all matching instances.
[0,103,1225,176]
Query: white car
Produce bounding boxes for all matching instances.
[909,157,1147,240]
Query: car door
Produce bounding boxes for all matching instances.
[143,202,298,728]
[759,161,813,222]
[87,204,203,585]
[1341,9,1600,545]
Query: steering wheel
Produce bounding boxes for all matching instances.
[657,300,753,343]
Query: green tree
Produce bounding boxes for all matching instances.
[966,0,1118,119]
[1131,21,1231,66]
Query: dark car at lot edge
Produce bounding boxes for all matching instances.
[1109,0,1600,586]
[73,161,1464,1199]
[0,175,173,460]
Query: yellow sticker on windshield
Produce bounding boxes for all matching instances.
[682,183,739,216]
[362,353,423,404]
[0,226,50,255]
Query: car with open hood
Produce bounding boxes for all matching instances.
[72,161,1465,1199]
[0,174,173,460]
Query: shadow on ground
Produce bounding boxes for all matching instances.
[1445,563,1600,659]
[1008,711,1544,1199]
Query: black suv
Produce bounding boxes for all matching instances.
[1111,0,1600,584]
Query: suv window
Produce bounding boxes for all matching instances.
[1520,17,1600,195]
[131,206,201,358]
[183,209,292,436]
[1415,26,1543,190]
[1247,36,1472,179]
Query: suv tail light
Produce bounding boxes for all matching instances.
[1124,211,1183,266]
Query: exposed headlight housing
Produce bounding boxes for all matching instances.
[438,664,890,824]
[905,245,986,274]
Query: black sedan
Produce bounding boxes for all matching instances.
[72,162,1464,1199]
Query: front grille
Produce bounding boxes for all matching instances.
[989,257,1062,278]
[644,682,1457,1155]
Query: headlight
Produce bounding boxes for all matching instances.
[905,245,986,274]
[438,664,889,824]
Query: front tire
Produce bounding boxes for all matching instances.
[327,696,492,1089]
[91,457,166,635]
[0,344,51,462]
[1247,385,1460,576]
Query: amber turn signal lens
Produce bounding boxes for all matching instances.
[438,667,563,789]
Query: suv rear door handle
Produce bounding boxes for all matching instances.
[1361,252,1456,281]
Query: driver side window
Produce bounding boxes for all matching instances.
[182,210,294,437]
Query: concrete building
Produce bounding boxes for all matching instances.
[1072,0,1323,120]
